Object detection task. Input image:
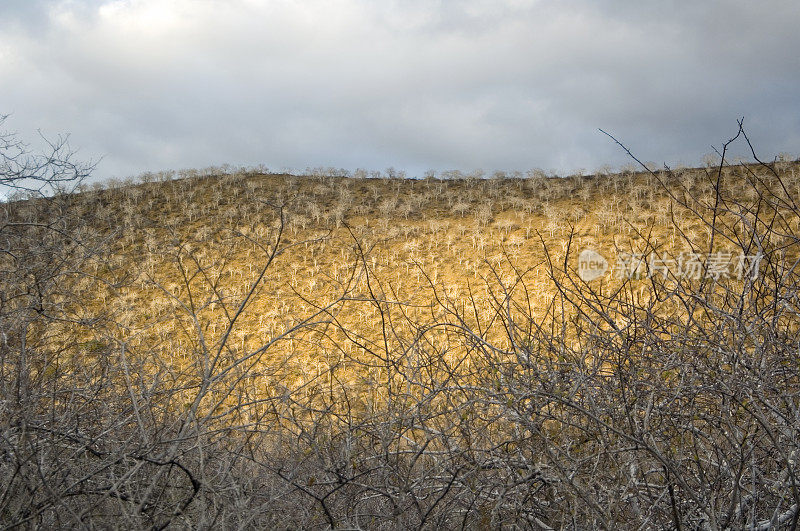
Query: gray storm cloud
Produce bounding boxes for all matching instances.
[1,0,798,180]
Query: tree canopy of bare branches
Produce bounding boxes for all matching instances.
[1,119,799,529]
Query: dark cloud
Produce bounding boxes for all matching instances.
[0,0,798,181]
[0,0,51,26]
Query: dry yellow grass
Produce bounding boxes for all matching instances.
[5,158,800,528]
[34,162,797,412]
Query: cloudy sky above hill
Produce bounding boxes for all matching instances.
[1,0,799,180]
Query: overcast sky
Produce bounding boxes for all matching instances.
[1,0,799,181]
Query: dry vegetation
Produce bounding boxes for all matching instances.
[2,121,800,528]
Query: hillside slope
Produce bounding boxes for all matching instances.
[2,161,800,528]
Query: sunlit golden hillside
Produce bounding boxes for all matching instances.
[52,161,800,373]
[3,158,800,528]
